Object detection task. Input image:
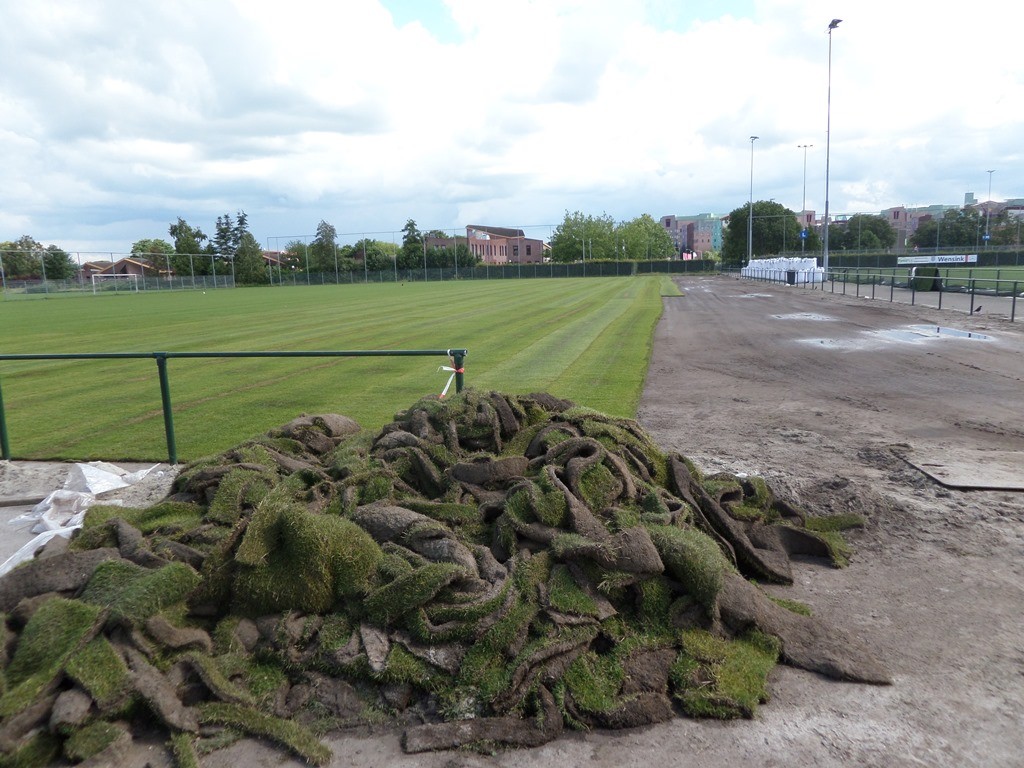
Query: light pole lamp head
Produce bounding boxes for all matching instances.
[829,18,842,29]
[750,135,759,142]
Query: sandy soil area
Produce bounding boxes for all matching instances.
[3,274,1022,767]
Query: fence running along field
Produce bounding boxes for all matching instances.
[0,259,715,297]
[0,349,467,464]
[768,246,1024,271]
[741,266,1021,322]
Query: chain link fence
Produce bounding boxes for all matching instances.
[1,259,716,296]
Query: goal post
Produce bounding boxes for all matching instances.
[91,273,140,294]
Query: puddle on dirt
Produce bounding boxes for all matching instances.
[798,338,874,351]
[910,325,991,340]
[872,325,993,343]
[732,293,774,299]
[799,324,994,351]
[771,313,836,321]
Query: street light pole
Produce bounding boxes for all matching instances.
[748,135,759,264]
[985,169,995,248]
[799,143,812,256]
[823,18,842,277]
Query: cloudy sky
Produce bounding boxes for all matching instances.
[2,0,1021,255]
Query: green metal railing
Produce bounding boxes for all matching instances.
[0,348,467,464]
[741,267,1020,322]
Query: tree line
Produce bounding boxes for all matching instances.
[18,203,1005,284]
[907,208,1021,250]
[2,209,683,285]
[547,212,676,263]
[0,214,267,284]
[719,201,882,266]
[277,219,480,276]
[720,199,1023,267]
[0,236,78,280]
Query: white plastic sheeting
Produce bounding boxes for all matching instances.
[0,462,161,577]
[741,257,824,284]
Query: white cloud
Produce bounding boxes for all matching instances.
[0,0,1022,253]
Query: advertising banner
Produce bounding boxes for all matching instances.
[897,254,978,265]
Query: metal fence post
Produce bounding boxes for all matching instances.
[452,349,466,393]
[0,376,9,459]
[154,354,178,464]
[2,348,471,461]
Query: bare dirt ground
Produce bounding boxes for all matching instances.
[634,275,1024,768]
[4,274,1023,767]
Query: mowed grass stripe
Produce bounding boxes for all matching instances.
[0,278,667,460]
[2,281,605,458]
[547,278,663,415]
[477,279,644,395]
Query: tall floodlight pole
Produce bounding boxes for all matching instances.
[985,169,995,248]
[823,18,842,276]
[799,144,813,255]
[748,135,759,264]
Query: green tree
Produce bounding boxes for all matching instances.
[131,238,174,274]
[342,239,395,272]
[283,240,307,272]
[234,232,270,285]
[990,210,1020,246]
[617,214,676,261]
[168,218,207,253]
[828,214,896,251]
[396,226,474,270]
[721,200,803,267]
[0,236,42,278]
[309,220,338,275]
[805,227,823,253]
[0,236,75,279]
[422,240,474,269]
[400,219,423,265]
[42,245,76,279]
[457,241,477,268]
[131,238,174,257]
[233,211,249,248]
[168,218,210,276]
[549,211,616,263]
[214,211,250,277]
[909,208,984,249]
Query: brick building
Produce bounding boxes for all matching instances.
[465,226,544,264]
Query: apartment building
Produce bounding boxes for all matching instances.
[659,213,724,256]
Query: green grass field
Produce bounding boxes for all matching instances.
[0,277,674,461]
